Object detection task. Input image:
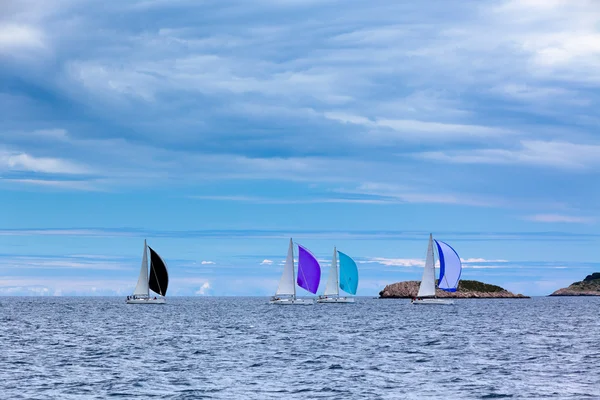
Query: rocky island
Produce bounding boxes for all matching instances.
[379,280,529,299]
[549,273,600,296]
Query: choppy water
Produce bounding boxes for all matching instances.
[1,297,599,399]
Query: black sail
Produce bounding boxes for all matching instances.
[148,246,169,296]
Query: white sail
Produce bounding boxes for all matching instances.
[323,247,339,296]
[133,239,150,296]
[417,234,436,297]
[275,238,296,296]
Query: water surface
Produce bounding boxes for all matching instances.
[1,297,599,399]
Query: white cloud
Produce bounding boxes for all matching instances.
[339,182,506,208]
[0,228,134,237]
[418,140,600,170]
[200,260,215,265]
[0,150,90,174]
[461,258,509,263]
[3,178,101,191]
[363,258,425,267]
[195,281,211,295]
[524,214,595,224]
[0,24,45,51]
[323,112,510,141]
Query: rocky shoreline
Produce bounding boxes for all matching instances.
[549,273,600,296]
[379,280,529,299]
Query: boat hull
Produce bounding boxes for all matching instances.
[126,297,166,304]
[411,298,454,305]
[316,296,355,303]
[269,298,313,305]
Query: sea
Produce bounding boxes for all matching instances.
[1,296,599,399]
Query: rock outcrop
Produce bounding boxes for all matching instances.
[549,273,600,296]
[379,280,529,299]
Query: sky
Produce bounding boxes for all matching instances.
[1,0,600,297]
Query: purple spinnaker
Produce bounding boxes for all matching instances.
[297,245,321,294]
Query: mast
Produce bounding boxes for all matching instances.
[292,239,296,300]
[433,236,437,299]
[334,246,339,296]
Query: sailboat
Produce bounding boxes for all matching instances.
[126,240,169,304]
[270,238,321,305]
[317,247,358,303]
[412,233,462,305]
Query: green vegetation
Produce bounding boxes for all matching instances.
[457,280,505,293]
[583,272,600,282]
[569,273,600,291]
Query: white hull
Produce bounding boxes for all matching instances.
[411,298,454,305]
[269,298,313,305]
[317,296,355,303]
[126,297,166,304]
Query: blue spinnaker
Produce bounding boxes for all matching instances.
[338,251,358,295]
[434,240,462,292]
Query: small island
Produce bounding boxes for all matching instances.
[549,272,600,296]
[379,280,529,299]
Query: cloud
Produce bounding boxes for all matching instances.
[417,140,600,170]
[195,281,211,295]
[337,183,507,208]
[0,255,130,271]
[364,258,425,267]
[200,260,215,265]
[1,0,599,228]
[2,178,102,191]
[524,214,595,224]
[461,258,509,263]
[0,150,90,174]
[366,256,514,269]
[0,24,45,52]
[324,112,511,141]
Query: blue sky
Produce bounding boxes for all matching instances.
[1,0,599,296]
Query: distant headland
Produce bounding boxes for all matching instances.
[379,280,530,299]
[549,273,600,296]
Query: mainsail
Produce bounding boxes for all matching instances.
[323,247,339,296]
[133,240,150,296]
[435,240,462,292]
[338,250,358,295]
[275,238,296,296]
[417,234,436,297]
[148,246,169,296]
[297,244,321,294]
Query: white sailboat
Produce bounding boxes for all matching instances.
[412,234,462,305]
[270,238,319,305]
[126,240,169,304]
[317,247,357,303]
